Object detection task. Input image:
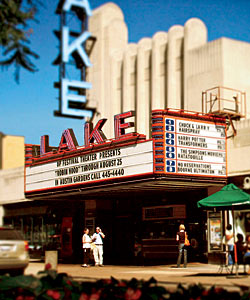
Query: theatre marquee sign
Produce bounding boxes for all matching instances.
[25,110,227,196]
[25,141,153,192]
[25,111,153,194]
[152,110,227,178]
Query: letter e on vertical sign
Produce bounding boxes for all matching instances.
[61,79,93,118]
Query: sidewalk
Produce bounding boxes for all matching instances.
[25,262,250,291]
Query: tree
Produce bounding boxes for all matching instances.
[0,0,40,82]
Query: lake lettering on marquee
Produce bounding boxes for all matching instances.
[54,0,94,119]
[40,111,137,155]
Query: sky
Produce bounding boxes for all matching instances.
[1,0,250,146]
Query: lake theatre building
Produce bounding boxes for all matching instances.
[1,1,250,264]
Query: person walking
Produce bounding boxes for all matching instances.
[176,224,188,268]
[82,228,92,267]
[225,224,234,265]
[243,234,250,273]
[92,227,105,266]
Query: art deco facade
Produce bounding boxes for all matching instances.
[86,3,250,180]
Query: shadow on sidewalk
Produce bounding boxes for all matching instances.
[185,272,249,277]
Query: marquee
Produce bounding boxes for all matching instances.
[25,140,154,193]
[25,109,227,196]
[152,109,227,178]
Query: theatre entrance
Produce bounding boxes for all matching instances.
[91,188,208,265]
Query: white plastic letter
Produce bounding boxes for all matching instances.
[61,78,93,118]
[63,27,92,66]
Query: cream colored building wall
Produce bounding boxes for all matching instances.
[87,2,128,139]
[110,50,123,123]
[221,40,250,176]
[227,120,250,177]
[0,166,27,224]
[152,32,167,110]
[0,167,26,204]
[186,37,250,177]
[87,4,228,138]
[0,136,28,224]
[122,43,137,113]
[167,25,184,110]
[222,38,250,119]
[136,38,152,135]
[2,135,25,169]
[184,39,224,112]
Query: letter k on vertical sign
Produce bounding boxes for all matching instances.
[54,0,96,120]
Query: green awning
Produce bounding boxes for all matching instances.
[197,183,250,209]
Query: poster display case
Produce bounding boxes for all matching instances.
[207,211,223,252]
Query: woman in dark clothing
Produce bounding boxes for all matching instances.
[176,224,187,268]
[82,228,92,267]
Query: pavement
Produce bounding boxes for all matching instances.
[25,261,250,292]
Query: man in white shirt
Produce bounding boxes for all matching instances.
[225,224,234,265]
[92,227,105,266]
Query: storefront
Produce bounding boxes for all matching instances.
[3,200,84,262]
[22,109,227,264]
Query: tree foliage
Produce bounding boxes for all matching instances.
[0,0,40,82]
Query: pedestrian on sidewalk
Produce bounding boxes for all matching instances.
[243,234,250,273]
[176,224,188,268]
[92,227,105,266]
[225,224,234,265]
[82,228,92,267]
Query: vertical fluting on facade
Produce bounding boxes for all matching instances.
[136,38,152,136]
[88,3,218,139]
[183,18,207,111]
[110,51,123,134]
[123,44,138,113]
[88,3,128,138]
[167,25,184,110]
[152,32,168,111]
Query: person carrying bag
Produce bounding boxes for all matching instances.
[185,232,190,247]
[176,224,188,268]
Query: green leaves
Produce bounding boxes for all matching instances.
[0,0,39,82]
[0,270,249,300]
